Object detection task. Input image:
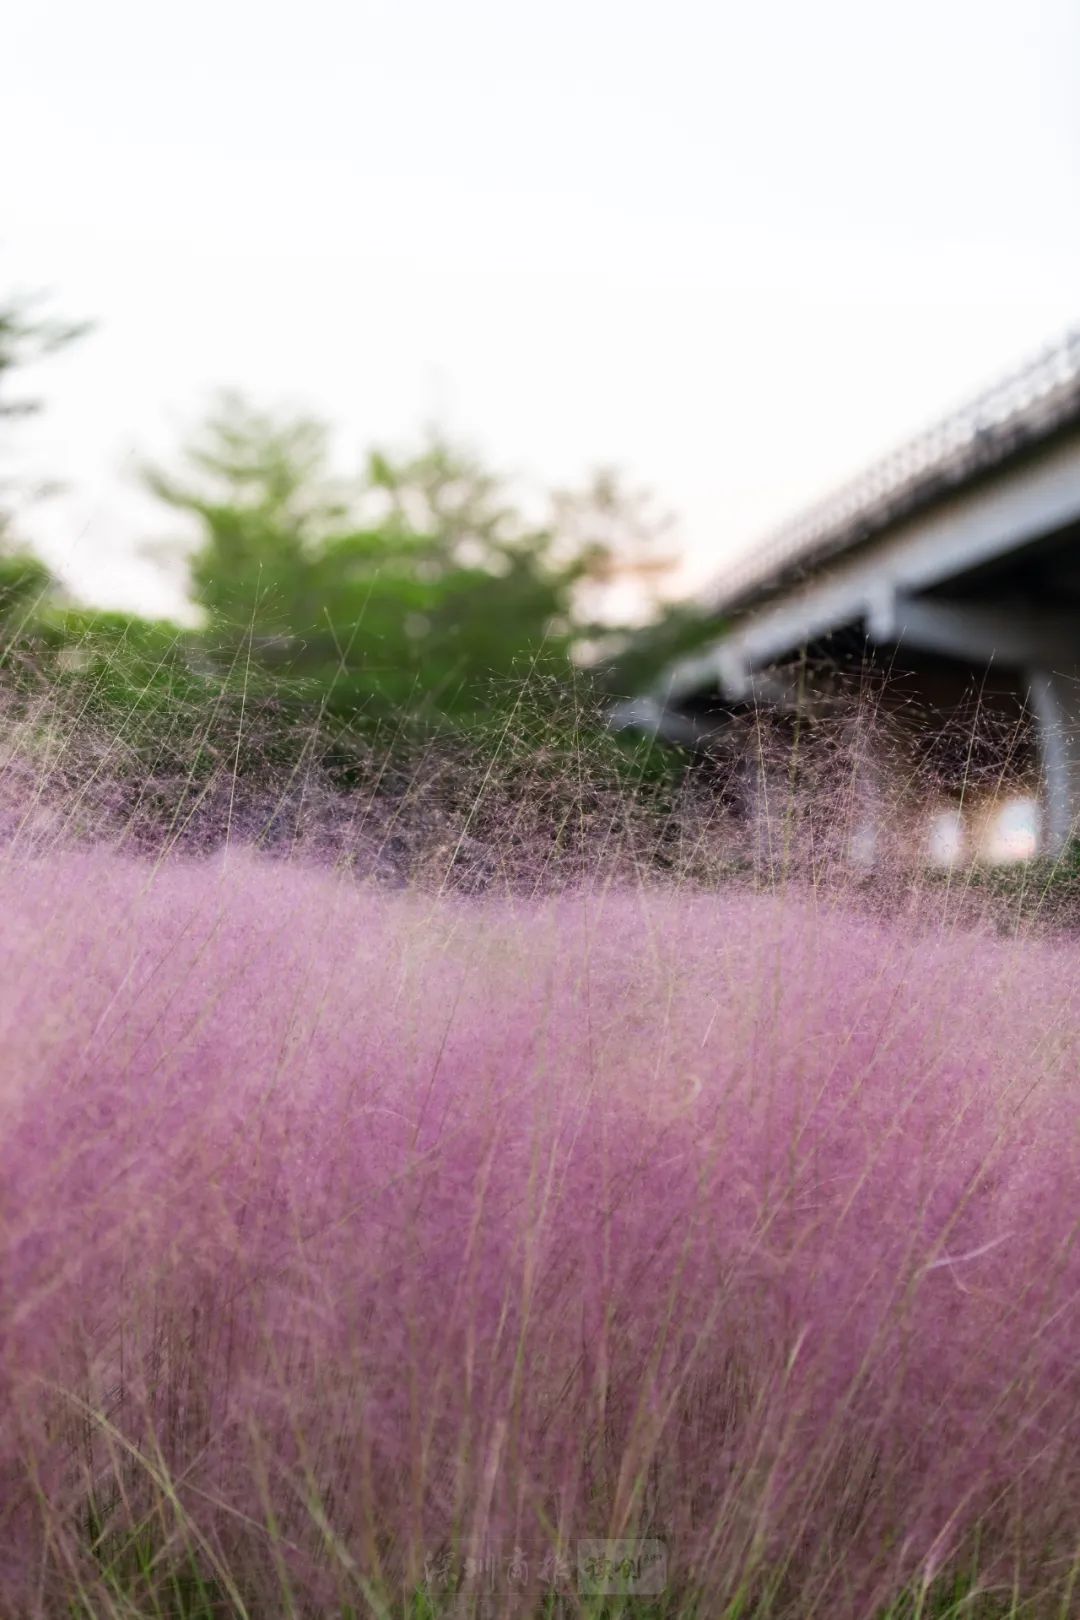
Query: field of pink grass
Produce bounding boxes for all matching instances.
[3,839,1080,1618]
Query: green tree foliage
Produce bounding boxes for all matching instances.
[0,292,89,421]
[144,393,678,742]
[0,345,704,825]
[592,598,721,701]
[0,285,92,666]
[0,552,53,640]
[0,289,90,548]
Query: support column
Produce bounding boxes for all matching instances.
[1027,670,1080,856]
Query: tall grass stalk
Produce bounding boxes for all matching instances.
[1,657,1080,1618]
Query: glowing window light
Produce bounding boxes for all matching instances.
[926,808,965,868]
[981,797,1040,864]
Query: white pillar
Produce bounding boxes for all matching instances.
[1027,670,1080,856]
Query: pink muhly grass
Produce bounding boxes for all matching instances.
[1,841,1080,1616]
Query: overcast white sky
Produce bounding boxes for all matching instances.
[4,0,1079,618]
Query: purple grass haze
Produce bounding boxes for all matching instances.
[2,840,1080,1617]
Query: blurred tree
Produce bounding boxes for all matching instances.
[549,465,679,608]
[0,292,89,421]
[143,391,347,640]
[0,287,89,636]
[591,599,721,700]
[144,394,679,738]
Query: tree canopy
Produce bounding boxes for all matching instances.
[143,393,681,739]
